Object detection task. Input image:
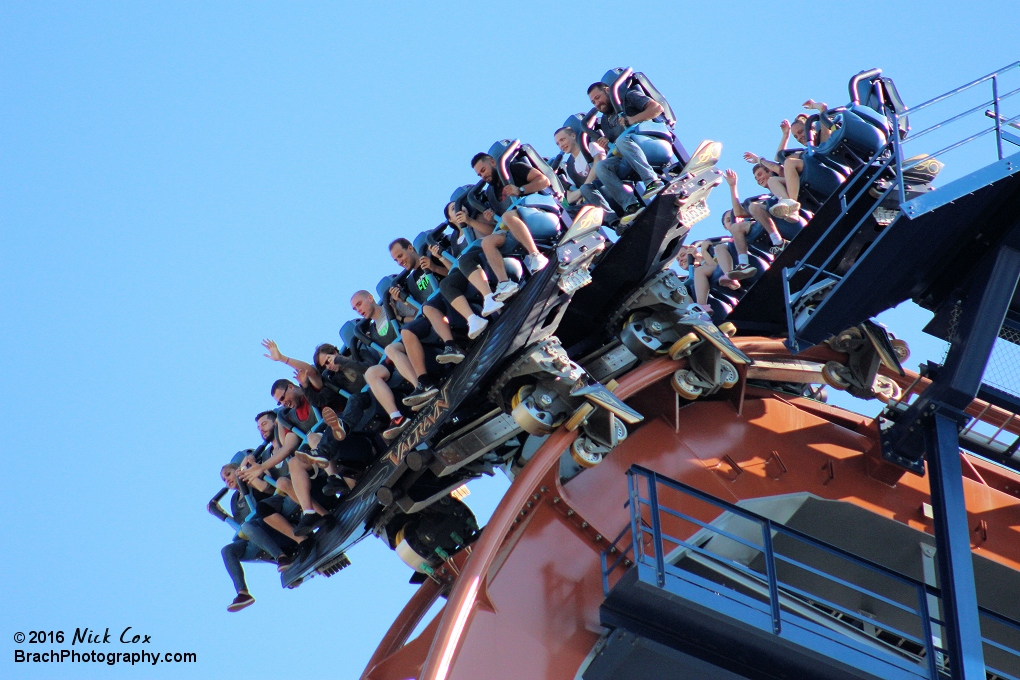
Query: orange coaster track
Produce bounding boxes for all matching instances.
[361,337,1020,680]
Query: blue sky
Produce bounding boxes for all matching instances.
[2,2,1018,678]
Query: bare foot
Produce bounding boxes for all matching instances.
[322,407,346,441]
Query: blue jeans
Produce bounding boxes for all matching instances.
[578,182,612,213]
[222,536,275,594]
[596,131,658,210]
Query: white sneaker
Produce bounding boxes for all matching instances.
[524,252,549,274]
[481,294,504,316]
[467,315,488,340]
[683,303,712,322]
[769,198,800,218]
[492,280,520,302]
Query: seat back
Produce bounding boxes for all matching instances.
[601,67,677,127]
[488,139,566,200]
[799,152,848,209]
[339,319,357,351]
[816,109,888,171]
[849,68,909,139]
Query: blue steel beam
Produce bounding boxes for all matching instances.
[925,411,987,679]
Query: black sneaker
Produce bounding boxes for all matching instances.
[403,381,439,407]
[436,344,465,364]
[642,179,666,199]
[322,475,350,497]
[769,240,790,257]
[276,553,296,572]
[727,263,757,280]
[383,416,411,440]
[227,592,255,612]
[294,512,325,538]
[623,202,642,215]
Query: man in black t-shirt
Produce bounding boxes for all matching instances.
[588,82,667,216]
[466,153,552,304]
[384,238,456,409]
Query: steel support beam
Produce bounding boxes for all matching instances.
[924,411,985,679]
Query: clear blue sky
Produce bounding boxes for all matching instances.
[2,2,1017,678]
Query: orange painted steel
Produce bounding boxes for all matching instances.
[362,338,1020,680]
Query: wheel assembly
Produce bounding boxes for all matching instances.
[569,437,603,468]
[872,375,903,404]
[671,369,703,400]
[820,361,852,390]
[668,332,700,360]
[719,359,739,389]
[891,338,910,362]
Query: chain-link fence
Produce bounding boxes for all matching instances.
[983,326,1020,396]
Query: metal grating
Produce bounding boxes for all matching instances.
[983,327,1020,396]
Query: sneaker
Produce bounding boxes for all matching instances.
[493,280,519,302]
[467,315,488,340]
[321,407,347,441]
[481,293,505,316]
[436,344,465,364]
[619,209,644,228]
[383,416,411,440]
[768,240,790,257]
[642,179,666,199]
[769,198,800,218]
[276,552,296,572]
[403,381,439,407]
[682,303,712,322]
[227,592,255,612]
[297,451,330,469]
[322,475,350,497]
[294,512,326,538]
[623,202,642,215]
[718,275,740,290]
[524,252,549,274]
[727,263,757,280]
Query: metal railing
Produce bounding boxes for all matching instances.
[601,465,1020,680]
[779,63,1020,351]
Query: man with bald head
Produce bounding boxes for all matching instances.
[350,290,412,440]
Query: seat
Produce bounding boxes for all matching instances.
[487,138,565,245]
[600,67,689,167]
[797,151,848,211]
[849,68,910,139]
[814,109,888,171]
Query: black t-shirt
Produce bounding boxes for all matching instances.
[487,162,534,216]
[397,268,436,306]
[600,89,664,142]
[304,379,347,412]
[363,316,398,349]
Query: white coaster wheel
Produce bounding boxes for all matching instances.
[891,338,910,362]
[719,359,739,389]
[570,438,604,468]
[872,375,903,404]
[668,332,700,360]
[565,403,595,432]
[820,361,852,391]
[510,385,532,411]
[671,369,703,400]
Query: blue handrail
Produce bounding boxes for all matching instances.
[602,464,1020,679]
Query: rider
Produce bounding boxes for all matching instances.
[587,81,666,218]
[468,152,551,302]
[350,290,414,440]
[553,125,612,218]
